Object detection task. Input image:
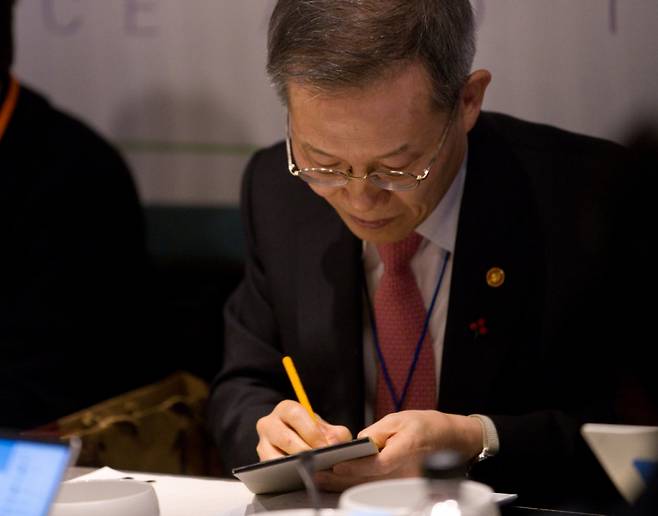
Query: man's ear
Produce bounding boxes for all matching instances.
[459,70,492,133]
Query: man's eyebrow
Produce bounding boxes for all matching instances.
[302,143,337,159]
[302,142,411,160]
[377,143,411,160]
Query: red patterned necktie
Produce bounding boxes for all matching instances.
[373,232,436,421]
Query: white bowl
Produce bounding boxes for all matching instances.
[50,479,160,516]
[339,477,499,516]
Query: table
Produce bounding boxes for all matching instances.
[64,466,341,516]
[64,467,615,516]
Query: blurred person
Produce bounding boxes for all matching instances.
[1,0,157,430]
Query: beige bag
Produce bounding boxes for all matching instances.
[51,371,221,476]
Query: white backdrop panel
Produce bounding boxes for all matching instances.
[13,0,658,206]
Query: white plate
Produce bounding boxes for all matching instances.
[492,492,518,505]
[50,479,160,516]
[339,477,507,516]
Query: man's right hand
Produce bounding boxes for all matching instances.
[256,400,353,460]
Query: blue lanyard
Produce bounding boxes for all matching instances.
[364,250,451,413]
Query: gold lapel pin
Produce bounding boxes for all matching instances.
[486,267,505,288]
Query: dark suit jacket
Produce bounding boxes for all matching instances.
[209,112,646,509]
[0,82,159,429]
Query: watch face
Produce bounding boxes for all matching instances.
[477,447,491,462]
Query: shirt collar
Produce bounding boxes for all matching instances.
[414,151,467,254]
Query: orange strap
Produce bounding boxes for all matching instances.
[0,75,20,142]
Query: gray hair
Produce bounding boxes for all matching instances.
[267,0,475,110]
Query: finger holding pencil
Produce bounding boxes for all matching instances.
[280,355,352,445]
[255,355,353,461]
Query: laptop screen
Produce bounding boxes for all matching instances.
[0,433,78,516]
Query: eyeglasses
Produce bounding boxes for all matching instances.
[286,107,456,192]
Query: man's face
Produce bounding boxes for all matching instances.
[287,61,468,244]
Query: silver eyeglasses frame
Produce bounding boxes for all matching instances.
[285,106,456,192]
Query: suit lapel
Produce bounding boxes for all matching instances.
[296,199,365,432]
[438,114,545,414]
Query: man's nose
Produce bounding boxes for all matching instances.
[344,177,385,212]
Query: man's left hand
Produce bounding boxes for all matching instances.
[314,410,483,492]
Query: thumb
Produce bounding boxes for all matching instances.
[357,418,397,450]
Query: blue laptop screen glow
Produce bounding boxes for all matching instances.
[0,437,71,516]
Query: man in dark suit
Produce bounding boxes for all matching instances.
[209,0,647,509]
[1,1,158,430]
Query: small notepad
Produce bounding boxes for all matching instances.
[232,437,379,494]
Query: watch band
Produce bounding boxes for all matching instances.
[468,414,500,462]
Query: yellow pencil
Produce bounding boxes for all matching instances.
[282,355,317,422]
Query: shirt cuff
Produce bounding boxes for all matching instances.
[468,414,500,458]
